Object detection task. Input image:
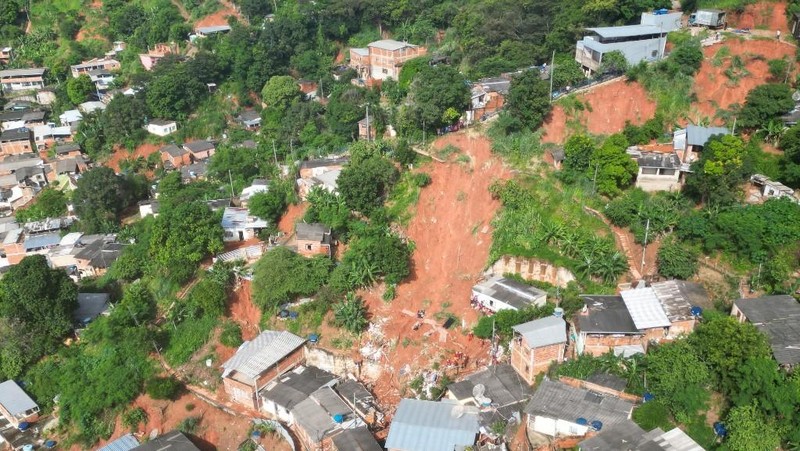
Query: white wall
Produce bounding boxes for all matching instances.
[530,415,589,437]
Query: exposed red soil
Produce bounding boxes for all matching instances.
[227,280,262,340]
[105,143,162,174]
[278,203,307,236]
[93,392,255,451]
[693,38,799,120]
[542,79,657,144]
[728,1,789,33]
[359,131,509,407]
[195,6,241,29]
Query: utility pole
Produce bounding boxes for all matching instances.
[591,164,599,195]
[271,139,278,166]
[640,218,651,276]
[548,50,556,104]
[228,169,234,198]
[365,103,370,143]
[422,119,426,148]
[732,116,737,135]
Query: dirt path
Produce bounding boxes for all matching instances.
[583,206,660,281]
[171,0,191,20]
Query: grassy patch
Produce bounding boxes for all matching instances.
[386,170,425,226]
[633,401,675,431]
[163,316,216,366]
[682,414,717,449]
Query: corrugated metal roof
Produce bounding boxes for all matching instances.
[98,433,140,451]
[685,125,729,147]
[620,288,671,329]
[260,365,336,409]
[650,280,707,322]
[24,232,61,251]
[385,399,479,451]
[0,380,38,416]
[472,276,547,310]
[331,427,382,451]
[291,386,354,444]
[513,316,567,348]
[368,40,418,51]
[638,427,705,451]
[587,25,662,38]
[733,295,800,365]
[221,330,305,380]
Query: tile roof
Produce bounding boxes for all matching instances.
[183,140,215,153]
[260,365,337,410]
[296,222,331,242]
[292,387,355,443]
[472,276,547,310]
[620,288,671,329]
[0,380,37,417]
[513,316,567,348]
[0,128,31,141]
[385,399,479,451]
[222,330,305,381]
[299,157,349,170]
[0,68,46,77]
[579,295,641,334]
[447,365,533,428]
[524,379,634,429]
[160,144,186,158]
[24,232,61,251]
[74,235,125,269]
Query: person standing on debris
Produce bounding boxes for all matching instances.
[777,30,782,41]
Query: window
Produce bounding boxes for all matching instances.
[641,167,658,175]
[382,68,388,74]
[305,244,313,251]
[651,50,658,58]
[659,169,676,176]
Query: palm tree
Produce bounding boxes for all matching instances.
[596,252,629,283]
[760,120,785,146]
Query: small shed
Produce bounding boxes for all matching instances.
[472,276,547,313]
[0,380,40,427]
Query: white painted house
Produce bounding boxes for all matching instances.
[471,276,547,313]
[221,207,268,242]
[145,119,177,137]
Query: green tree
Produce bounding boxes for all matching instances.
[0,255,77,378]
[334,292,368,334]
[305,187,351,234]
[15,188,67,223]
[337,156,399,216]
[723,403,783,451]
[251,247,333,311]
[684,134,748,206]
[249,191,287,225]
[666,39,703,76]
[146,64,206,119]
[656,238,698,279]
[590,134,638,197]
[261,75,302,109]
[562,134,596,182]
[779,123,800,187]
[599,50,628,74]
[505,70,552,130]
[73,167,134,233]
[103,94,149,145]
[66,74,95,105]
[767,58,789,81]
[408,65,470,130]
[149,201,224,283]
[146,376,182,400]
[738,83,794,130]
[645,340,710,419]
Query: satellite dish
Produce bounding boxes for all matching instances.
[472,384,486,398]
[476,396,492,407]
[451,405,465,418]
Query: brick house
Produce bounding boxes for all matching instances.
[510,316,568,384]
[577,295,644,357]
[221,330,306,410]
[0,128,35,156]
[295,222,332,258]
[358,116,376,141]
[183,140,215,161]
[138,43,177,71]
[648,280,707,338]
[160,144,191,169]
[0,380,40,428]
[446,364,533,430]
[70,57,121,78]
[349,40,427,81]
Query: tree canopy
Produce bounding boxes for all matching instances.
[73,167,140,233]
[505,70,553,130]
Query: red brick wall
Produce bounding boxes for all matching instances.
[582,334,644,356]
[223,346,305,410]
[510,340,565,385]
[559,376,641,403]
[1,138,34,156]
[297,239,331,258]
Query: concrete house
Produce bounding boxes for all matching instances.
[183,140,215,161]
[385,399,479,451]
[146,119,177,137]
[731,295,800,368]
[575,12,682,75]
[471,276,547,313]
[138,43,177,71]
[221,207,268,242]
[631,150,682,192]
[70,57,121,78]
[446,364,534,430]
[0,68,47,93]
[160,144,191,169]
[648,280,707,338]
[295,222,332,258]
[466,77,509,124]
[357,116,376,141]
[240,179,269,206]
[221,330,306,410]
[0,47,12,65]
[349,40,428,81]
[0,128,35,156]
[59,109,83,127]
[297,157,348,200]
[291,386,366,451]
[260,365,337,422]
[525,379,634,439]
[0,109,46,131]
[74,235,125,277]
[750,174,796,201]
[0,380,40,428]
[510,316,568,384]
[236,110,261,130]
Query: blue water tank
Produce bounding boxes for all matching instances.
[714,422,727,437]
[591,420,604,431]
[45,440,57,448]
[576,418,588,426]
[289,311,299,319]
[643,393,655,402]
[654,8,668,14]
[308,334,319,343]
[18,422,29,431]
[333,414,345,423]
[691,306,703,317]
[252,430,261,439]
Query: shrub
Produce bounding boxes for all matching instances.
[146,376,182,400]
[163,315,216,365]
[657,239,699,279]
[122,407,148,430]
[177,416,201,434]
[220,321,243,348]
[633,400,674,431]
[412,173,432,187]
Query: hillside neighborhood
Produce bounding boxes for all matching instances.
[1,0,800,450]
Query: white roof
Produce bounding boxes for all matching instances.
[241,183,269,200]
[59,232,84,246]
[314,169,341,190]
[221,330,305,380]
[368,39,418,51]
[59,109,83,123]
[79,101,107,114]
[620,287,671,329]
[0,380,38,416]
[513,316,567,348]
[221,207,269,230]
[197,25,232,34]
[351,48,369,56]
